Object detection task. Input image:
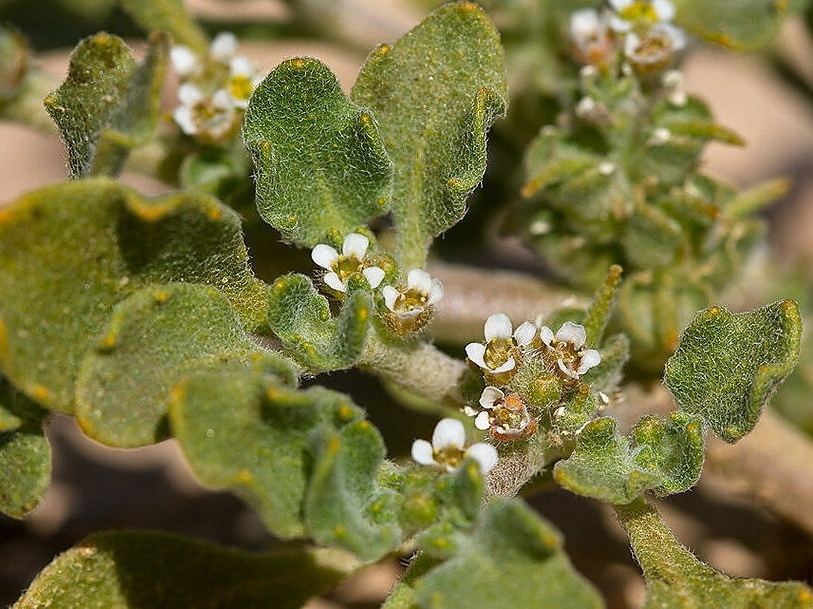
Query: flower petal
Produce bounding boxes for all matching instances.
[363,266,385,289]
[570,9,600,39]
[465,342,488,369]
[178,83,204,105]
[432,418,466,450]
[608,13,632,31]
[556,321,587,348]
[173,106,197,135]
[484,313,512,341]
[558,359,579,379]
[577,349,602,375]
[411,439,435,466]
[465,443,498,474]
[170,45,200,78]
[491,357,516,374]
[381,286,399,312]
[653,0,676,21]
[608,0,633,9]
[479,386,504,409]
[427,279,444,305]
[406,268,432,293]
[323,272,346,293]
[514,321,537,346]
[342,233,369,258]
[210,32,238,62]
[474,411,491,431]
[311,244,339,270]
[539,325,554,347]
[230,56,254,77]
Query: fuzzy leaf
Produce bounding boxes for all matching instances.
[617,498,813,609]
[0,179,268,413]
[0,376,50,518]
[244,58,392,247]
[171,370,368,539]
[267,273,370,372]
[664,301,802,442]
[410,498,603,608]
[553,414,704,504]
[351,1,507,268]
[44,32,168,177]
[75,284,295,448]
[675,0,789,50]
[13,530,356,609]
[305,421,401,561]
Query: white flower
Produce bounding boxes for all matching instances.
[227,56,263,109]
[465,314,536,375]
[464,387,538,441]
[210,32,238,64]
[382,269,443,317]
[623,22,686,72]
[411,418,498,474]
[170,45,201,78]
[539,321,602,379]
[608,0,676,31]
[569,8,615,66]
[311,233,385,293]
[173,85,237,139]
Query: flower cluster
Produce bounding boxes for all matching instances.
[463,314,601,441]
[170,32,263,142]
[411,418,498,474]
[310,232,443,334]
[569,0,685,75]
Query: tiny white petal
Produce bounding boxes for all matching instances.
[212,89,234,110]
[407,268,432,293]
[661,23,686,51]
[608,13,631,32]
[558,359,579,379]
[362,266,385,289]
[381,286,399,311]
[539,325,554,347]
[463,406,479,417]
[474,411,491,431]
[556,321,587,348]
[491,357,516,374]
[577,349,603,375]
[411,439,435,466]
[514,321,537,346]
[484,313,512,341]
[230,56,254,77]
[570,9,600,38]
[178,83,204,105]
[323,272,346,292]
[173,106,197,134]
[427,279,444,305]
[342,233,369,258]
[653,0,676,21]
[466,443,499,474]
[170,45,199,77]
[479,386,504,409]
[608,0,632,10]
[432,418,466,450]
[311,244,339,270]
[210,32,237,62]
[465,343,488,369]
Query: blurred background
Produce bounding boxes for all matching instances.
[2,1,813,607]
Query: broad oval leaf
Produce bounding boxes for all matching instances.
[244,57,392,247]
[664,301,802,443]
[13,530,357,609]
[351,1,507,268]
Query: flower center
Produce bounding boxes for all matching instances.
[434,446,466,469]
[229,75,254,102]
[393,288,429,314]
[484,337,514,370]
[620,1,659,22]
[632,33,671,60]
[334,255,364,282]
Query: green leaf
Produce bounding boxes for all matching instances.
[351,1,507,268]
[0,376,50,518]
[13,530,357,609]
[674,0,789,50]
[244,57,392,248]
[617,497,813,609]
[305,420,401,561]
[664,301,802,442]
[75,284,294,447]
[44,32,169,177]
[410,498,603,608]
[120,0,209,53]
[553,414,705,504]
[0,179,268,413]
[171,370,366,539]
[268,273,370,372]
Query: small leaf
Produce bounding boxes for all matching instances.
[13,530,357,609]
[44,32,169,177]
[664,301,802,442]
[351,1,507,268]
[410,498,603,608]
[0,179,268,412]
[244,58,392,247]
[75,284,294,447]
[171,370,364,539]
[268,273,370,372]
[305,421,401,561]
[120,0,208,53]
[674,0,789,50]
[617,497,813,609]
[581,264,623,346]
